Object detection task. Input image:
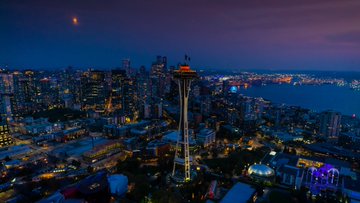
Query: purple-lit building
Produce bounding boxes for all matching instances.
[303,164,340,195]
[262,151,356,196]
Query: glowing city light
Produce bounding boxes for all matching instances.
[72,17,79,25]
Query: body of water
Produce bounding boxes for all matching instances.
[238,84,360,116]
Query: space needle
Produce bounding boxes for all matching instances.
[172,55,198,182]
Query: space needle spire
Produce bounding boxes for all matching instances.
[172,55,198,182]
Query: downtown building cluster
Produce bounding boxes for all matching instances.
[0,57,170,122]
[0,56,172,145]
[0,59,359,202]
[0,56,218,202]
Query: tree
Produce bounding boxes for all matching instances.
[4,156,11,162]
[87,165,94,173]
[131,174,151,202]
[71,160,81,168]
[117,157,141,173]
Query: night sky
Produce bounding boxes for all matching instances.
[1,0,360,71]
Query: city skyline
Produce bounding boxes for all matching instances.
[1,0,360,71]
[1,1,360,202]
[0,58,359,202]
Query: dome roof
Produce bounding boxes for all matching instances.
[248,164,275,177]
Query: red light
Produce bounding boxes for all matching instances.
[180,65,190,71]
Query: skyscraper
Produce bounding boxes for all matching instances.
[81,70,107,111]
[110,69,127,112]
[122,77,137,119]
[61,66,80,107]
[12,70,38,114]
[122,59,131,76]
[0,70,15,120]
[136,66,150,107]
[172,58,198,182]
[319,111,342,138]
[150,56,167,99]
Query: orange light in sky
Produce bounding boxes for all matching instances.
[72,17,78,25]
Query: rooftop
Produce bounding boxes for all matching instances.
[220,182,255,203]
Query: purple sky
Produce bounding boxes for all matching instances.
[1,0,360,70]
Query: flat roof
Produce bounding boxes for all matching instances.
[52,137,108,157]
[220,182,255,203]
[0,145,31,159]
[162,131,196,145]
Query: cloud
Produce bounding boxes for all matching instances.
[326,31,360,44]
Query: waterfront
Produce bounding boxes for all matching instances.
[239,84,360,116]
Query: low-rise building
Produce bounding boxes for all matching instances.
[146,140,170,157]
[162,130,199,152]
[264,152,352,194]
[0,144,31,159]
[220,182,255,203]
[196,128,216,147]
[272,131,303,142]
[82,141,123,163]
[338,132,360,150]
[55,127,87,142]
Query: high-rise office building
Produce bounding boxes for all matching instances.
[23,70,36,103]
[200,96,211,117]
[0,95,13,121]
[227,108,239,125]
[81,70,107,111]
[150,56,167,99]
[154,102,163,119]
[110,69,127,112]
[12,71,25,115]
[38,77,56,109]
[0,71,14,94]
[239,98,256,122]
[319,111,342,138]
[61,66,80,106]
[0,71,14,120]
[122,59,131,76]
[11,70,39,115]
[136,66,150,105]
[136,69,150,119]
[123,77,138,119]
[144,103,151,119]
